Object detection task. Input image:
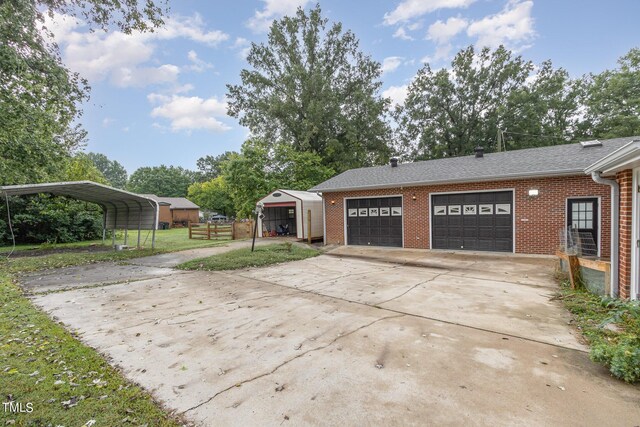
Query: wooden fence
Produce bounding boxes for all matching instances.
[188,221,254,241]
[556,250,611,294]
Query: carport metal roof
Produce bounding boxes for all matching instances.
[0,181,159,248]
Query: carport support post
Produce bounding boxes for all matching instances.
[124,205,129,246]
[136,201,142,249]
[112,208,118,248]
[151,201,157,249]
[307,209,312,244]
[102,208,107,245]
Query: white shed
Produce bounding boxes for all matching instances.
[257,189,323,240]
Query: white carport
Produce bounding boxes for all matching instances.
[257,189,323,240]
[1,181,160,249]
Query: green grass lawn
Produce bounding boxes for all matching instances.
[0,273,181,426]
[0,228,235,425]
[1,229,231,275]
[177,243,319,271]
[0,227,230,254]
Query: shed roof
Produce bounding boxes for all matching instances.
[259,189,322,203]
[309,136,639,192]
[141,195,199,209]
[1,181,159,230]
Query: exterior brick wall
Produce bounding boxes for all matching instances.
[323,175,611,257]
[617,170,633,299]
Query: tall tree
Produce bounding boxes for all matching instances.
[0,0,88,185]
[195,151,235,182]
[499,60,584,148]
[223,140,275,218]
[188,177,234,217]
[579,48,640,139]
[227,4,391,173]
[0,0,167,186]
[127,165,195,197]
[86,152,128,188]
[396,46,534,160]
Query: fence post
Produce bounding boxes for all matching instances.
[567,254,581,289]
[206,222,210,240]
[307,209,312,244]
[232,222,236,240]
[604,262,612,296]
[188,221,192,239]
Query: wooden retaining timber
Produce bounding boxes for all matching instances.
[556,250,611,295]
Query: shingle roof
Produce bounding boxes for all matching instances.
[140,194,199,209]
[309,136,639,192]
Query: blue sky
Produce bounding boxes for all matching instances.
[46,0,640,174]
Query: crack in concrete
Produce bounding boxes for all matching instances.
[374,272,449,305]
[180,314,404,414]
[234,272,588,354]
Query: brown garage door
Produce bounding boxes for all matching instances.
[431,191,513,252]
[346,197,403,247]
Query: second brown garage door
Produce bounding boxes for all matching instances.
[431,191,513,252]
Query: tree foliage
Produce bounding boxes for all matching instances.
[396,46,588,159]
[187,177,234,217]
[127,165,195,197]
[0,0,167,187]
[222,139,333,218]
[86,152,128,188]
[40,0,167,34]
[195,151,235,182]
[227,4,391,173]
[64,154,109,184]
[0,0,88,185]
[579,48,640,139]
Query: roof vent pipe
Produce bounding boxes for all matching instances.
[591,171,619,297]
[390,158,398,167]
[474,147,484,158]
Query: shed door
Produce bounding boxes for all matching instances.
[431,191,513,252]
[346,197,403,247]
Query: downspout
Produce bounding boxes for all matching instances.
[591,171,619,297]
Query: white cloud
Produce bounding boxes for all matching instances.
[102,117,114,127]
[382,85,408,106]
[384,0,476,26]
[185,50,214,72]
[246,0,310,33]
[233,37,251,59]
[427,17,468,44]
[112,64,180,87]
[148,94,231,133]
[44,12,228,87]
[393,27,414,40]
[467,1,535,49]
[381,56,404,74]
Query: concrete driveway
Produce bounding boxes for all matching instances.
[29,246,640,426]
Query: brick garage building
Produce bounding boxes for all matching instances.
[141,195,200,228]
[310,136,640,300]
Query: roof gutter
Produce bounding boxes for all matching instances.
[591,171,619,297]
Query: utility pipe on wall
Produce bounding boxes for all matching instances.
[591,171,619,297]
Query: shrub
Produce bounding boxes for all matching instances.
[0,195,102,245]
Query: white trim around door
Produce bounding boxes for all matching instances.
[428,188,516,254]
[343,194,404,247]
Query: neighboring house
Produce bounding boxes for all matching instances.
[141,195,200,227]
[310,136,640,300]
